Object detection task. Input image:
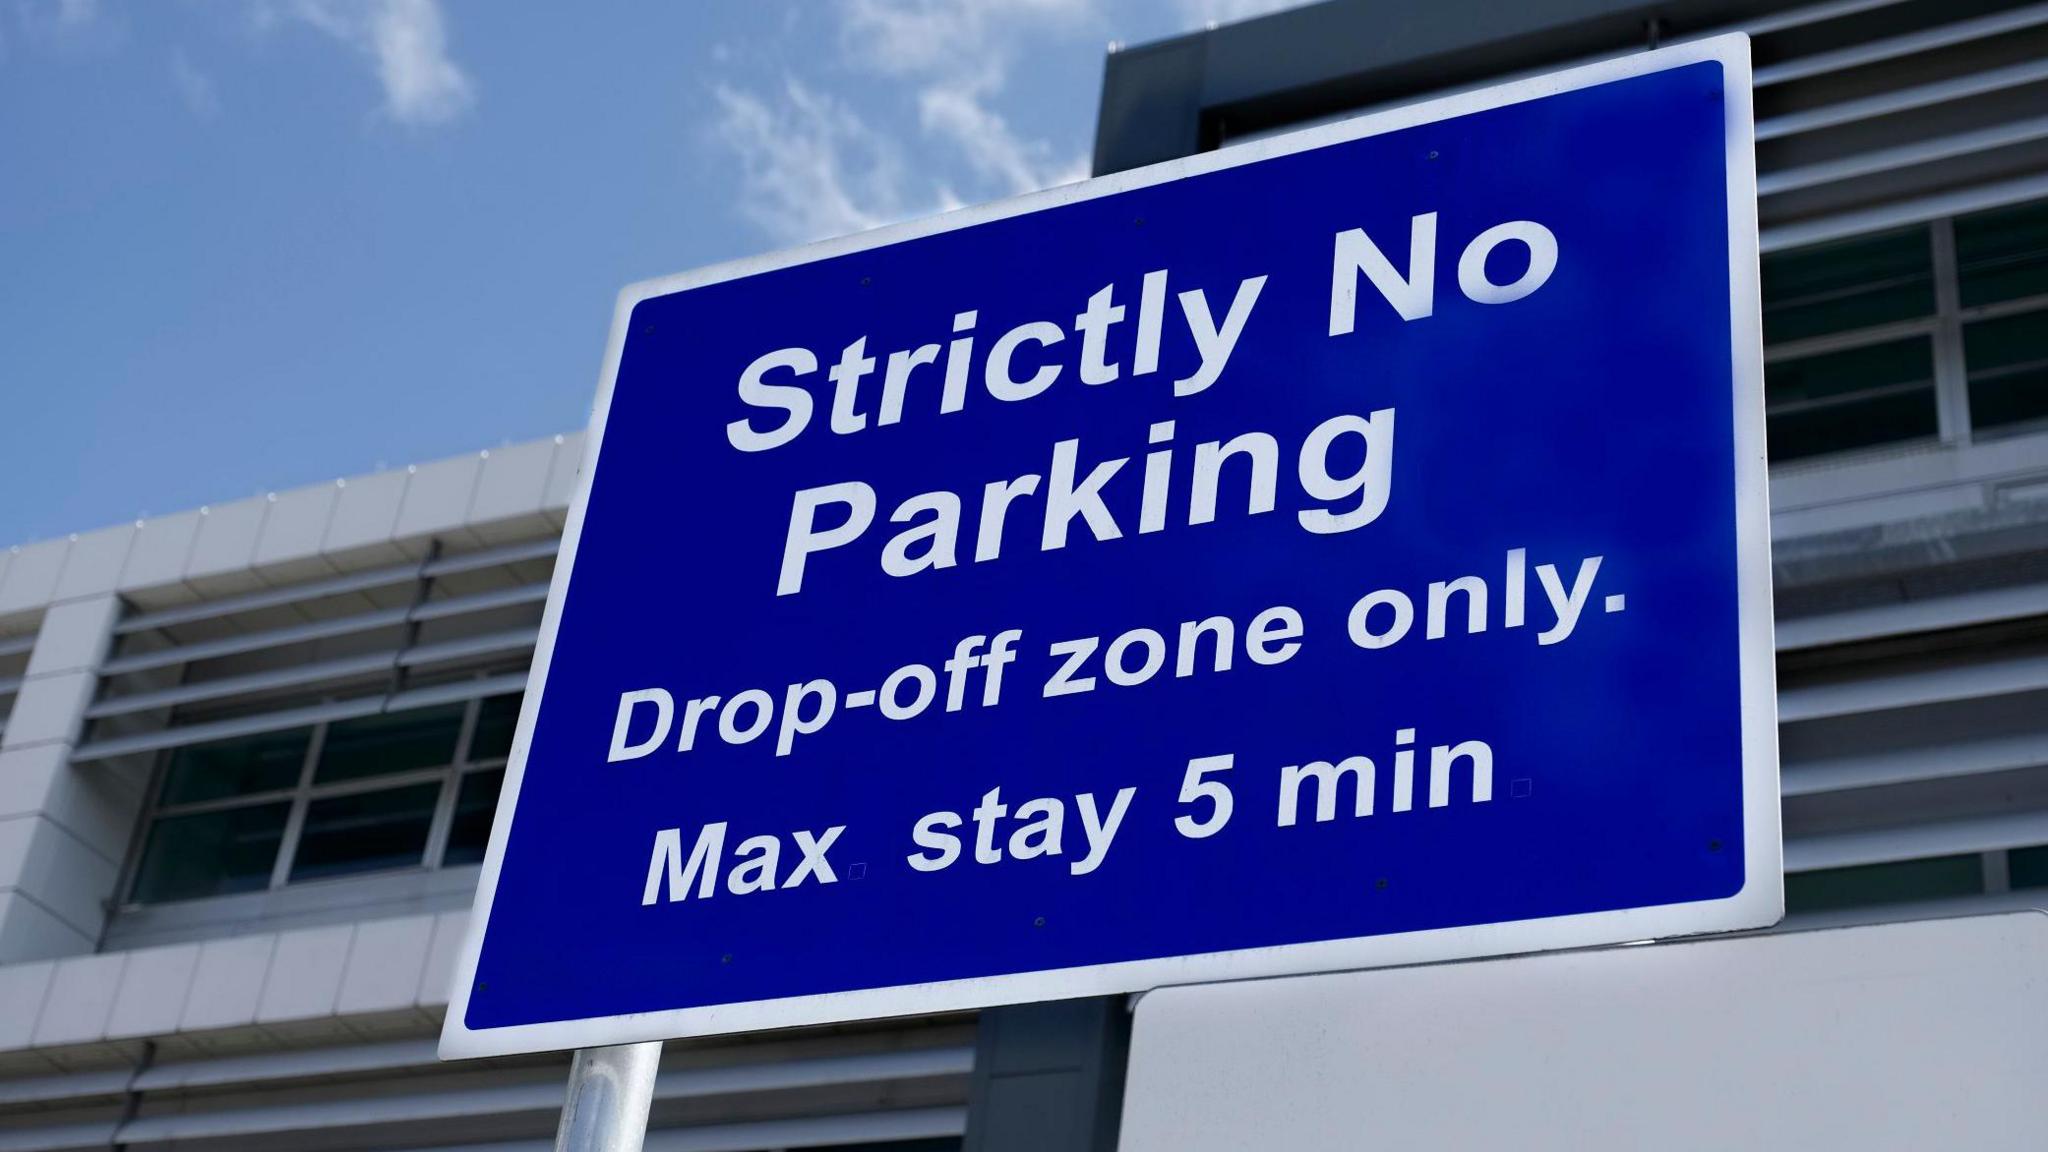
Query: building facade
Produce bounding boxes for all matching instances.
[2,0,2045,1147]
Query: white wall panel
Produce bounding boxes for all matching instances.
[48,528,131,604]
[117,511,202,595]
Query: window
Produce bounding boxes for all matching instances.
[1761,196,2048,459]
[1763,226,1940,462]
[128,693,520,905]
[1784,854,1984,914]
[2005,844,2048,890]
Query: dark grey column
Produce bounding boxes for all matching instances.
[962,997,1131,1152]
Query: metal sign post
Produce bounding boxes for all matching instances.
[553,1043,661,1152]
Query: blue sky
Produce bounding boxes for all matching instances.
[0,0,1285,548]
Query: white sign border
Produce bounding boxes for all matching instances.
[441,33,1778,1060]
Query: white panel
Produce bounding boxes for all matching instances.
[179,935,276,1032]
[323,470,410,557]
[29,953,124,1047]
[0,674,96,750]
[252,483,340,569]
[49,526,133,603]
[417,909,468,1007]
[106,943,200,1040]
[337,914,435,1015]
[183,498,269,582]
[0,818,33,892]
[0,747,143,867]
[467,440,556,526]
[542,433,584,520]
[0,816,117,941]
[22,597,119,679]
[0,894,92,965]
[1121,913,2048,1152]
[1769,483,1983,540]
[0,541,70,615]
[0,960,54,1050]
[117,510,202,593]
[256,924,354,1023]
[395,456,483,540]
[0,746,68,822]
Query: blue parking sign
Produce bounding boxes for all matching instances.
[443,35,1778,1059]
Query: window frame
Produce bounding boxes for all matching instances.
[1764,202,2048,462]
[126,691,513,907]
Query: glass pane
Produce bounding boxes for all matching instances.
[1766,336,1937,461]
[315,704,464,783]
[1784,854,1982,914]
[1956,198,2048,308]
[1762,226,1933,344]
[1965,309,2048,432]
[442,768,505,866]
[130,802,290,903]
[288,783,441,882]
[2007,844,2048,890]
[158,729,310,807]
[469,694,522,762]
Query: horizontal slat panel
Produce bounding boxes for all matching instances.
[1757,111,2048,196]
[86,627,539,722]
[1778,652,2048,721]
[85,652,399,720]
[74,672,536,762]
[0,635,35,659]
[134,1038,439,1093]
[1782,730,2048,796]
[424,536,558,579]
[412,582,549,623]
[101,581,547,678]
[644,1107,967,1152]
[114,1048,969,1144]
[1776,583,2048,649]
[1756,57,2048,141]
[398,627,541,670]
[384,1107,968,1152]
[71,698,385,763]
[101,607,409,677]
[389,673,531,713]
[117,560,421,636]
[1786,808,2048,870]
[1752,1,2048,87]
[1760,168,2048,250]
[116,537,557,638]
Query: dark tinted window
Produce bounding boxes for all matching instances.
[1766,336,1937,460]
[1964,310,2048,433]
[315,705,464,783]
[1956,199,2048,308]
[1784,854,1982,913]
[1762,226,1933,343]
[289,783,440,881]
[469,694,522,762]
[442,768,505,866]
[159,729,309,806]
[130,802,291,903]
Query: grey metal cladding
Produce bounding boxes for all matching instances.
[1094,0,1800,175]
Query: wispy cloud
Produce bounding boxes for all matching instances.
[171,49,220,119]
[711,78,940,245]
[278,0,475,126]
[711,0,1089,246]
